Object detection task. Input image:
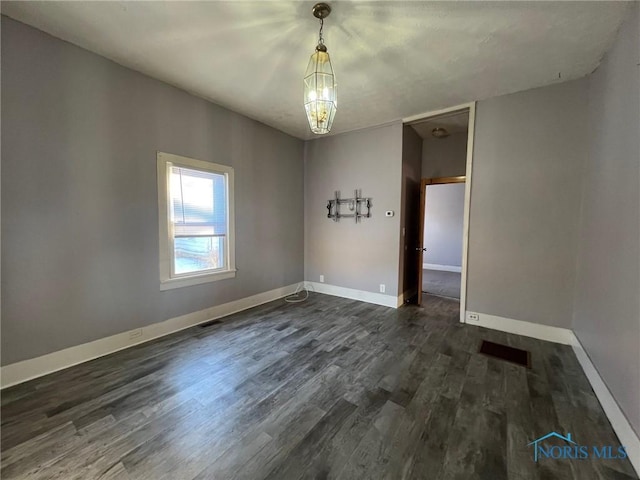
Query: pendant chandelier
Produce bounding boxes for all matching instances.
[303,3,337,135]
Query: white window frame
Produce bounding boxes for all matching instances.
[157,152,236,290]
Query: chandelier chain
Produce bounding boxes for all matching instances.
[318,18,324,45]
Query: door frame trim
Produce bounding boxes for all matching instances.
[407,102,476,323]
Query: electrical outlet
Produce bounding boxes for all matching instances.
[380,284,386,293]
[319,275,324,283]
[129,328,143,340]
[467,313,480,322]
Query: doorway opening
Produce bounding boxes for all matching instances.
[421,176,466,300]
[403,104,475,322]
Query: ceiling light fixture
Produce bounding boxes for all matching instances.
[303,2,337,135]
[432,127,450,139]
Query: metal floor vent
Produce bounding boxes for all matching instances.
[479,340,531,368]
[198,319,223,329]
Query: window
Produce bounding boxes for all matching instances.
[157,152,235,290]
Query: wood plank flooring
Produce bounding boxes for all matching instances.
[1,293,637,479]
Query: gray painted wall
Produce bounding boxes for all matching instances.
[399,125,423,298]
[422,132,467,179]
[467,78,588,328]
[1,17,304,365]
[304,123,403,296]
[573,4,640,435]
[424,183,465,267]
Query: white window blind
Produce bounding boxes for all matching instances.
[170,166,227,238]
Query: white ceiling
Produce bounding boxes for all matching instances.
[1,1,629,140]
[410,111,469,139]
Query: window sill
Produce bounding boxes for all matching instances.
[160,269,237,291]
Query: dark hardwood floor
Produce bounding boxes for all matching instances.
[1,293,637,479]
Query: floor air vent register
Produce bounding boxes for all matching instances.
[479,340,531,368]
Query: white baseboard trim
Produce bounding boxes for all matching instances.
[0,283,300,389]
[464,311,573,345]
[423,263,462,273]
[570,333,640,476]
[305,282,399,308]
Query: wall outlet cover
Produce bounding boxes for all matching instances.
[319,275,324,283]
[467,312,480,322]
[380,284,386,293]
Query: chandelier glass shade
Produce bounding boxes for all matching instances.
[304,4,337,135]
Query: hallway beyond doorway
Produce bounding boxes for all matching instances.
[422,268,461,299]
